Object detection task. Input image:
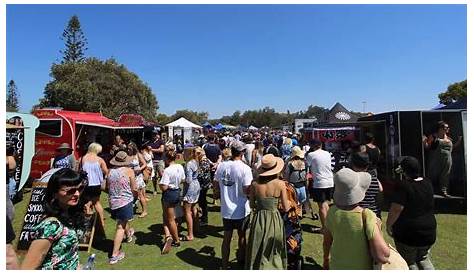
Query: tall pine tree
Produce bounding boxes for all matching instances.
[60,15,88,63]
[6,80,19,112]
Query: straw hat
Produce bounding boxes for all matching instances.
[110,151,133,167]
[56,143,73,151]
[333,168,371,206]
[257,154,285,177]
[291,146,305,159]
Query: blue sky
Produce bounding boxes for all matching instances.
[7,4,466,119]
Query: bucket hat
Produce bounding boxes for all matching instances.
[333,168,371,206]
[56,143,73,151]
[110,151,133,167]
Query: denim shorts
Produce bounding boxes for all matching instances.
[162,188,181,206]
[111,202,133,222]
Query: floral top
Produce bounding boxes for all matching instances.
[108,167,134,210]
[33,217,83,270]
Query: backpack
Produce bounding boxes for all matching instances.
[288,162,307,188]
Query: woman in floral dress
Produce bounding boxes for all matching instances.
[21,168,87,270]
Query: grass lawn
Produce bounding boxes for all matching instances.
[12,184,466,270]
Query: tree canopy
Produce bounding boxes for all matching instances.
[37,57,159,121]
[6,80,19,112]
[438,80,467,105]
[60,15,88,63]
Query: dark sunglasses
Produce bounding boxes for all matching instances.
[60,184,86,195]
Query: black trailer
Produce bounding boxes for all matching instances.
[358,110,466,201]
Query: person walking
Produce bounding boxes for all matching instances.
[160,151,186,254]
[246,154,290,269]
[323,168,390,270]
[202,135,222,225]
[128,142,148,218]
[21,169,87,270]
[182,147,204,241]
[214,141,252,269]
[306,140,334,233]
[386,156,437,270]
[284,146,308,212]
[80,143,108,236]
[150,132,166,197]
[107,151,137,264]
[51,143,76,170]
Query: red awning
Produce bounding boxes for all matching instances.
[57,110,141,129]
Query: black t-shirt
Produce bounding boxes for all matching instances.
[391,178,437,247]
[365,145,380,171]
[150,139,165,160]
[264,145,280,157]
[203,143,221,163]
[6,216,15,244]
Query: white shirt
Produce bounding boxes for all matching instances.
[244,143,255,165]
[307,149,334,189]
[215,159,252,219]
[159,163,185,190]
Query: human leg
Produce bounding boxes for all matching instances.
[198,188,209,225]
[416,246,435,270]
[93,198,106,234]
[221,229,233,269]
[138,188,148,217]
[183,202,194,240]
[112,220,127,257]
[394,240,419,270]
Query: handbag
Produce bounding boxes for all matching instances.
[362,209,409,270]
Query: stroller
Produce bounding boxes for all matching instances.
[280,182,304,270]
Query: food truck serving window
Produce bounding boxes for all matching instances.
[36,119,62,137]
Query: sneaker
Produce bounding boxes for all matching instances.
[109,251,125,265]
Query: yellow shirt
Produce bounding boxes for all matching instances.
[326,206,376,270]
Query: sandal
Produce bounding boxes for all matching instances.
[161,236,173,255]
[179,235,193,241]
[138,212,148,218]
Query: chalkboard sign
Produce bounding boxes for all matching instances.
[6,126,25,200]
[17,180,48,250]
[78,213,97,253]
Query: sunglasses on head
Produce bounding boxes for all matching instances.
[60,184,86,195]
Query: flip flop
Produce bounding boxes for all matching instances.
[138,212,148,218]
[179,236,193,241]
[161,236,173,255]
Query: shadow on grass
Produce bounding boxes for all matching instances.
[134,223,165,247]
[300,223,321,234]
[303,256,323,270]
[195,224,224,239]
[92,237,114,257]
[176,246,221,269]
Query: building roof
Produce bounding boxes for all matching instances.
[324,102,361,123]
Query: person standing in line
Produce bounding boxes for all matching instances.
[242,134,255,166]
[213,141,252,269]
[182,147,204,241]
[160,151,186,254]
[140,143,154,201]
[386,156,437,270]
[128,142,148,218]
[150,132,166,197]
[306,139,334,233]
[263,138,281,157]
[364,133,381,176]
[21,169,87,270]
[351,152,383,219]
[107,151,137,264]
[80,143,108,236]
[284,146,308,213]
[202,135,222,224]
[280,137,293,161]
[246,154,290,269]
[51,143,77,170]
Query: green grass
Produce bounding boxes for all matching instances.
[12,185,466,270]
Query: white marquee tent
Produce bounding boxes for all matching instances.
[166,117,202,143]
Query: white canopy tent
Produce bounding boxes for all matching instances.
[166,117,203,143]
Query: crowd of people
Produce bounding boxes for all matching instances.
[6,125,443,270]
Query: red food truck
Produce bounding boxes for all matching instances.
[31,108,143,179]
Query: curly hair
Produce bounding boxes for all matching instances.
[43,168,87,230]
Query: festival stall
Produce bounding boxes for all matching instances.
[166,117,202,144]
[31,108,142,179]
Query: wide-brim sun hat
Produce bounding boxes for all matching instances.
[110,151,133,167]
[333,168,371,206]
[56,143,73,151]
[258,154,285,177]
[291,146,305,159]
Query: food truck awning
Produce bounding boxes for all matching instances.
[58,110,142,129]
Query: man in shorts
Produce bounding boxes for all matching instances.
[307,139,334,233]
[150,132,165,196]
[214,140,252,269]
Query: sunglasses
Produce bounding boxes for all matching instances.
[60,184,86,195]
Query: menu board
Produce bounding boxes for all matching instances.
[17,181,47,250]
[6,127,25,197]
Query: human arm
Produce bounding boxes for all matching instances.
[242,166,253,196]
[137,153,147,172]
[99,158,109,177]
[454,135,463,149]
[21,239,52,269]
[279,181,291,212]
[386,202,404,237]
[322,227,333,270]
[249,183,256,209]
[127,168,138,194]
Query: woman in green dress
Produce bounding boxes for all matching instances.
[246,154,291,270]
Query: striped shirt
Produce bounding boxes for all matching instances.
[359,169,381,217]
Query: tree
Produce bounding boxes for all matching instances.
[438,80,467,105]
[38,57,159,121]
[60,15,88,63]
[6,80,19,112]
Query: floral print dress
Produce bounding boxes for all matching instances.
[33,217,84,270]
